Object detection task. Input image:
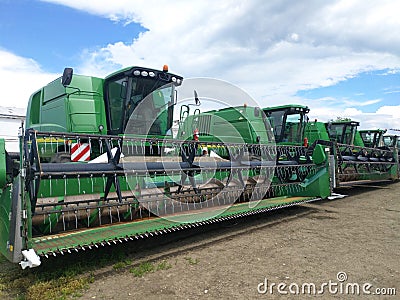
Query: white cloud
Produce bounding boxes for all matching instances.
[309,105,400,131]
[343,108,363,116]
[343,99,382,107]
[41,0,400,103]
[0,49,57,108]
[3,0,400,134]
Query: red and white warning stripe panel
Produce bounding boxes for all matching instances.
[71,143,91,162]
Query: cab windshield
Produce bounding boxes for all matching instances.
[360,131,383,148]
[383,136,394,147]
[267,110,306,144]
[328,124,355,144]
[106,76,175,135]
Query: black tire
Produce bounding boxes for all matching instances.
[50,153,71,163]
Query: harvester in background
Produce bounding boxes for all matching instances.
[178,104,331,200]
[383,135,400,149]
[0,67,333,269]
[262,106,398,187]
[386,128,400,150]
[305,119,360,146]
[382,133,400,178]
[306,119,398,186]
[358,129,387,148]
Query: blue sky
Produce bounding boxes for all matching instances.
[0,0,399,131]
[0,0,144,72]
[297,70,400,113]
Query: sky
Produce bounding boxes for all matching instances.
[0,0,399,132]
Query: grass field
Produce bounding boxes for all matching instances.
[0,249,124,299]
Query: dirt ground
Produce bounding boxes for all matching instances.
[78,182,400,300]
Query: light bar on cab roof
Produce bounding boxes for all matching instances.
[130,66,183,85]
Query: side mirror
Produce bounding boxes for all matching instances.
[194,90,200,106]
[62,68,73,86]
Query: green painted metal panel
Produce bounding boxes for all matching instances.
[0,185,12,260]
[31,195,317,254]
[178,106,272,146]
[353,131,365,147]
[305,121,329,144]
[0,139,7,187]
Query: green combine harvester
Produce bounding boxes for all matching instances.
[0,67,333,268]
[178,104,331,199]
[306,119,398,186]
[382,134,400,178]
[358,129,387,148]
[383,135,400,149]
[262,105,399,187]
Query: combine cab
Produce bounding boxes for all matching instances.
[306,120,360,146]
[262,105,331,187]
[383,135,400,149]
[358,129,387,148]
[383,135,400,177]
[263,104,310,145]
